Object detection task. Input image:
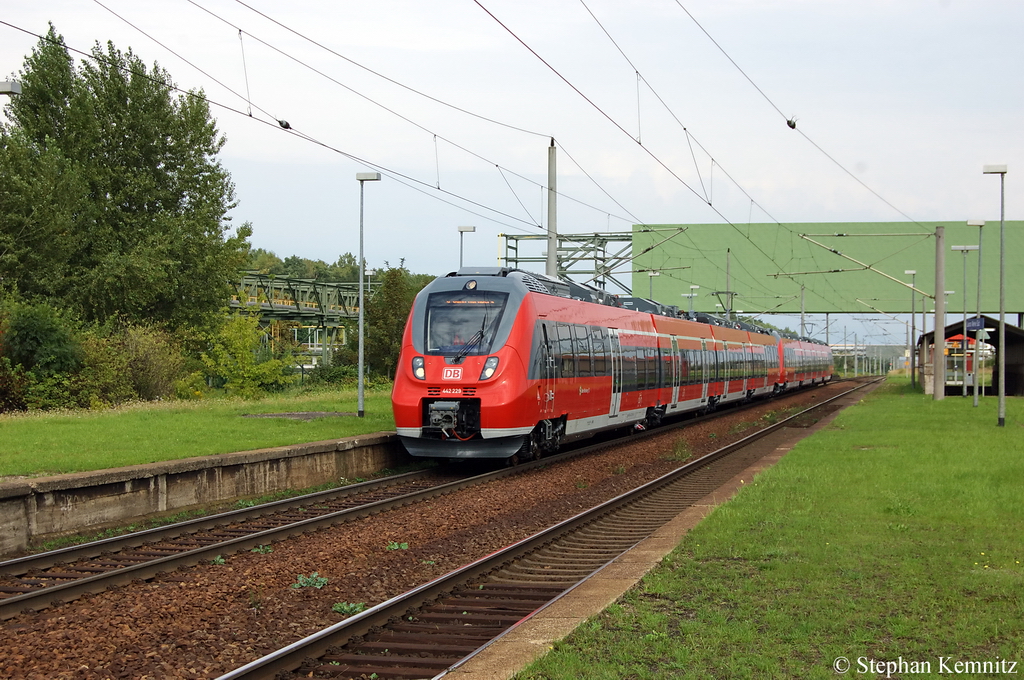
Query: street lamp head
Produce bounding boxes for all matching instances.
[0,81,21,96]
[458,225,476,233]
[904,270,916,275]
[356,172,381,182]
[951,245,979,252]
[690,284,700,290]
[648,271,660,277]
[967,220,985,227]
[982,164,1007,175]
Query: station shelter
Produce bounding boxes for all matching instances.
[918,315,1024,397]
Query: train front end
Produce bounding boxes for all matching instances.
[392,268,534,459]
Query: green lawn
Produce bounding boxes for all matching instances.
[0,388,395,478]
[517,380,1024,679]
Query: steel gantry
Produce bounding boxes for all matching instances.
[499,231,636,292]
[230,273,381,364]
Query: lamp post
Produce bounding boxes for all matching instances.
[0,81,21,97]
[355,171,381,418]
[967,220,985,407]
[982,164,1007,426]
[951,246,979,397]
[905,270,916,388]
[457,225,475,269]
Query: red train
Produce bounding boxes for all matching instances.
[392,267,833,462]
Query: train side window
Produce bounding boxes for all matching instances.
[621,346,637,392]
[591,327,608,376]
[647,346,658,390]
[635,345,648,390]
[557,324,575,377]
[574,325,592,377]
[533,321,550,378]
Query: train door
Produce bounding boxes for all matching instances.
[608,329,622,418]
[539,323,556,417]
[670,337,680,406]
[742,344,750,394]
[722,343,732,399]
[700,338,710,403]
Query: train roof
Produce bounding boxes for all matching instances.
[447,267,829,347]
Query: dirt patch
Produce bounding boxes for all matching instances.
[241,411,356,420]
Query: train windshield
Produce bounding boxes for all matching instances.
[424,291,509,355]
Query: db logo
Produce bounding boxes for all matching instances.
[442,367,463,381]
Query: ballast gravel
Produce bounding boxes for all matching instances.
[0,383,850,679]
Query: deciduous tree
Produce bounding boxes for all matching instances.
[1,25,250,330]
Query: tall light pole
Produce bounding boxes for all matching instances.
[458,225,475,269]
[983,165,1007,426]
[688,284,699,316]
[967,220,985,407]
[905,270,916,389]
[356,171,381,418]
[933,226,946,400]
[951,245,979,397]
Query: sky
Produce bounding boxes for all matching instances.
[1,0,1021,346]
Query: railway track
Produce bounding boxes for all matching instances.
[220,377,879,680]
[0,378,863,622]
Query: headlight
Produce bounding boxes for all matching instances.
[479,356,499,380]
[412,356,426,380]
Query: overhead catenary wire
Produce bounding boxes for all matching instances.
[70,5,635,234]
[237,29,252,116]
[183,0,644,230]
[0,19,548,236]
[671,0,931,228]
[569,3,872,313]
[510,0,862,313]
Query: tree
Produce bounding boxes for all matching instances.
[363,261,427,378]
[244,249,361,283]
[1,25,250,330]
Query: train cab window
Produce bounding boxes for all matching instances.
[425,291,509,355]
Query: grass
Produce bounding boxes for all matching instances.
[516,379,1024,679]
[0,387,395,478]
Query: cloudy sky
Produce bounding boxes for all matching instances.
[2,0,1021,343]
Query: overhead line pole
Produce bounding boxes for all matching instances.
[934,226,946,401]
[546,139,557,277]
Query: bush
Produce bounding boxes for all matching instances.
[306,355,357,386]
[304,355,394,390]
[73,333,135,407]
[123,324,184,400]
[1,300,82,376]
[201,313,297,398]
[0,357,28,412]
[174,371,208,400]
